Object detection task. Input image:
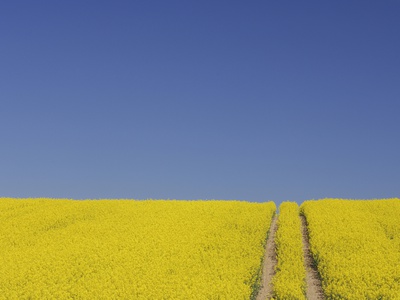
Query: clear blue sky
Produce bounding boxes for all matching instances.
[1,1,399,204]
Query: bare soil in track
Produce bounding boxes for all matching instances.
[256,215,278,300]
[300,215,324,300]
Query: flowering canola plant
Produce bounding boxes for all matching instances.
[0,198,275,299]
[301,198,400,299]
[272,202,306,299]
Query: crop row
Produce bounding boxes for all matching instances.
[301,199,400,299]
[0,198,275,299]
[272,202,306,299]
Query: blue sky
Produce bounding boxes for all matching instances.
[1,1,399,204]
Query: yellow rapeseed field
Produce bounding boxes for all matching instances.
[0,198,275,299]
[301,198,400,299]
[272,202,306,300]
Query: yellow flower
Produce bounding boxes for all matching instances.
[300,198,400,299]
[272,202,306,300]
[0,198,275,299]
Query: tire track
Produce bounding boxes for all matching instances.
[256,215,278,300]
[300,215,324,300]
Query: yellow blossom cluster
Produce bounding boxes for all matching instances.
[272,202,306,300]
[0,198,275,299]
[300,198,400,299]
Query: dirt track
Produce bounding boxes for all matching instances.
[300,215,324,300]
[256,215,278,300]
